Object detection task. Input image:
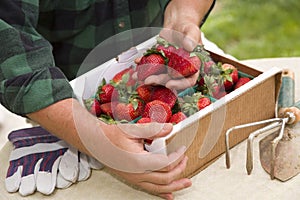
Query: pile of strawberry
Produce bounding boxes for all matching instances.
[84,38,252,125]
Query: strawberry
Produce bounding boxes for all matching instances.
[180,93,211,116]
[221,63,239,91]
[197,97,211,110]
[114,99,144,121]
[167,48,201,78]
[169,112,187,124]
[137,117,152,123]
[136,49,167,81]
[156,45,176,58]
[136,117,155,145]
[234,77,251,89]
[100,102,114,118]
[97,80,115,103]
[203,60,216,74]
[212,85,227,99]
[136,84,155,102]
[142,100,172,123]
[84,98,101,117]
[137,85,177,108]
[196,76,205,88]
[112,67,135,86]
[150,86,177,108]
[196,75,223,98]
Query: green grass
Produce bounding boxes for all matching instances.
[202,0,300,60]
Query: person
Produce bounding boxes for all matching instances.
[0,0,215,199]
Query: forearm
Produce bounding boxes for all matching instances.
[27,98,97,155]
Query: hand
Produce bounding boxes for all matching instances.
[157,3,202,91]
[143,71,200,91]
[99,122,192,199]
[28,99,185,174]
[109,154,191,200]
[141,0,214,90]
[133,54,200,91]
[161,0,210,51]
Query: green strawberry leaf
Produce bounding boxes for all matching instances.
[131,99,139,110]
[99,115,116,124]
[156,36,179,49]
[121,73,130,83]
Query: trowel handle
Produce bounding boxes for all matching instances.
[277,69,295,109]
[295,100,300,110]
[277,69,300,124]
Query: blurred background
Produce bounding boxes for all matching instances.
[202,0,300,60]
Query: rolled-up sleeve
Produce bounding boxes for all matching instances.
[0,0,74,116]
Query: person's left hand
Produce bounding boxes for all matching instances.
[98,121,192,200]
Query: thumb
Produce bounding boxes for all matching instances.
[182,24,202,51]
[116,122,173,139]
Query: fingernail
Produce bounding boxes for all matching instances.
[179,145,187,153]
[163,123,173,131]
[184,179,192,187]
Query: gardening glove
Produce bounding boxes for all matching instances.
[5,126,104,195]
[57,146,103,188]
[5,126,68,196]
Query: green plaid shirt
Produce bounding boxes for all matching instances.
[0,0,169,115]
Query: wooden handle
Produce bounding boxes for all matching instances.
[276,69,300,124]
[295,100,300,110]
[277,69,295,109]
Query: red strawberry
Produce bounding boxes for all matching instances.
[203,60,216,74]
[98,83,115,103]
[234,77,251,89]
[214,90,227,99]
[197,97,211,110]
[112,67,131,83]
[212,85,227,99]
[136,84,155,102]
[85,98,101,117]
[114,99,144,121]
[137,117,152,123]
[100,102,114,118]
[221,63,239,91]
[156,45,176,58]
[180,93,211,116]
[136,50,167,81]
[112,67,136,86]
[151,86,177,108]
[89,99,101,117]
[167,48,201,78]
[197,77,205,86]
[169,112,187,124]
[142,100,172,123]
[136,117,156,144]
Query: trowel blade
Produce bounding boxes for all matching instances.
[259,125,300,181]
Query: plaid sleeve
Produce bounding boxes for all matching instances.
[0,0,74,116]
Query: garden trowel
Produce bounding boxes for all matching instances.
[259,100,300,181]
[259,69,300,181]
[225,69,300,181]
